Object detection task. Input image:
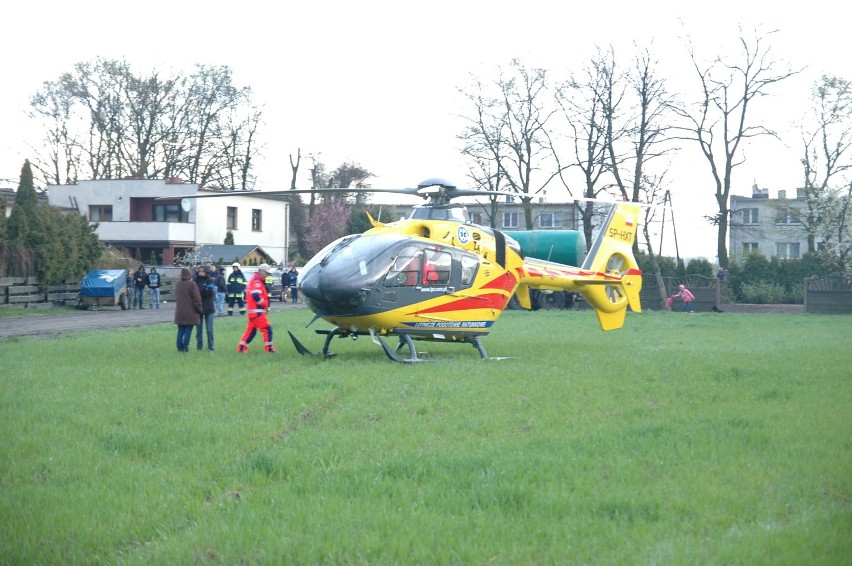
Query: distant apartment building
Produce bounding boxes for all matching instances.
[729,184,812,263]
[386,197,582,231]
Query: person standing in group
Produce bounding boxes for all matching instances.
[147,266,161,309]
[227,262,247,316]
[237,263,276,353]
[193,265,217,351]
[173,268,202,353]
[287,267,299,304]
[125,268,133,300]
[214,266,227,316]
[673,284,695,313]
[132,264,147,310]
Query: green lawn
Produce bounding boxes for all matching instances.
[1,309,850,564]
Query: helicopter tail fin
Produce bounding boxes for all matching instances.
[576,202,643,331]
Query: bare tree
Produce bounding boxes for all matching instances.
[28,81,80,185]
[459,60,560,230]
[288,149,309,262]
[672,28,800,267]
[555,49,613,247]
[28,59,262,189]
[458,78,510,228]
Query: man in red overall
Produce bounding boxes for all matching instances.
[237,264,277,353]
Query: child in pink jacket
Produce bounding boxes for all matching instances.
[673,284,695,312]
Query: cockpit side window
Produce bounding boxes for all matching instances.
[460,255,478,286]
[384,247,422,287]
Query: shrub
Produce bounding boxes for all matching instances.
[739,281,786,304]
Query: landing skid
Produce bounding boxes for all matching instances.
[375,332,430,363]
[287,329,338,358]
[288,328,511,363]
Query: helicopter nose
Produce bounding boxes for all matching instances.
[299,265,369,315]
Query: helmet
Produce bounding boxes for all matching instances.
[232,262,240,268]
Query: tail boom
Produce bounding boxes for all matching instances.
[517,203,643,331]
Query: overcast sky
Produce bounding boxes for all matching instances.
[3,0,850,260]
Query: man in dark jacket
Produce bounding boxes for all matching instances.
[173,268,202,352]
[193,265,217,351]
[226,262,247,316]
[147,267,161,309]
[213,266,227,316]
[133,265,147,310]
[287,267,299,304]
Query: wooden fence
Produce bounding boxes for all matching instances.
[639,275,720,312]
[804,276,852,314]
[0,276,176,309]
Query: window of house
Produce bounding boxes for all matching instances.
[470,212,482,225]
[89,205,112,222]
[152,204,185,222]
[776,242,801,259]
[742,242,759,253]
[775,209,801,224]
[741,208,759,224]
[252,209,262,231]
[227,207,238,230]
[539,212,563,229]
[503,212,519,229]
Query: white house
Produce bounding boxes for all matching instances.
[47,178,290,265]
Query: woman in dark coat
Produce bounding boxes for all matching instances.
[192,265,217,351]
[173,268,202,352]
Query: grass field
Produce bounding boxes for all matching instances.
[1,308,850,564]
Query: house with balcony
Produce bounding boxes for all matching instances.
[729,184,812,263]
[46,178,290,266]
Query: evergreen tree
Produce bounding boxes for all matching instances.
[0,193,7,277]
[7,160,39,245]
[224,231,234,245]
[3,160,102,284]
[0,195,7,240]
[5,161,38,277]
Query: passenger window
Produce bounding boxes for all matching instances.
[423,249,451,285]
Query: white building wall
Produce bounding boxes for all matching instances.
[47,178,196,220]
[729,190,812,263]
[194,195,288,264]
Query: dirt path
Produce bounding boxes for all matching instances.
[0,302,306,340]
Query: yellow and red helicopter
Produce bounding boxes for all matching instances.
[166,178,643,361]
[284,178,643,362]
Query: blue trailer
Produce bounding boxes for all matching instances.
[78,269,129,310]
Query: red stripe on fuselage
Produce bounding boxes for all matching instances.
[413,292,509,314]
[481,271,517,292]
